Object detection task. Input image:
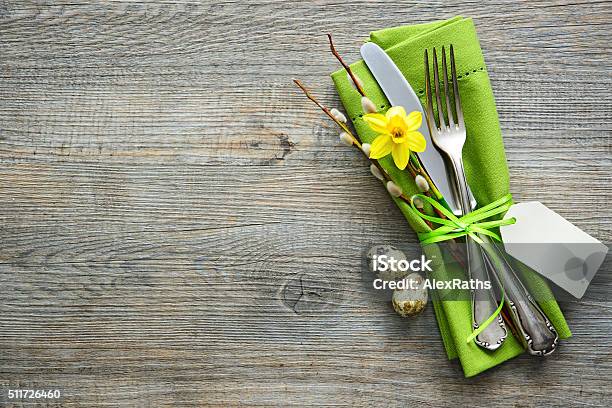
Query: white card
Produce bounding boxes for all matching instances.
[500,201,608,298]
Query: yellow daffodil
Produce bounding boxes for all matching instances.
[363,106,426,170]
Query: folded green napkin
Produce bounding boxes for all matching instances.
[331,16,571,377]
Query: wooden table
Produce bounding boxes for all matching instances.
[1,1,610,406]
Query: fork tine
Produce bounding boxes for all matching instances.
[432,48,446,129]
[424,49,437,131]
[450,45,464,127]
[441,46,455,128]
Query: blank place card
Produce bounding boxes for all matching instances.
[500,202,608,299]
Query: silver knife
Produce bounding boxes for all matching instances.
[360,42,475,213]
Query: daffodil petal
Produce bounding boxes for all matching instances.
[405,131,427,152]
[404,111,422,131]
[369,134,393,159]
[392,143,409,170]
[363,113,388,134]
[385,106,406,120]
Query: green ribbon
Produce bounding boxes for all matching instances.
[411,193,516,245]
[465,295,505,345]
[410,193,516,345]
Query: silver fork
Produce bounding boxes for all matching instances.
[424,46,558,355]
[424,46,506,351]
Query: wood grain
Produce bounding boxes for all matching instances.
[0,1,610,406]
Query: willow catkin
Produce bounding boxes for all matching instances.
[330,108,347,123]
[339,132,353,146]
[415,175,430,193]
[386,181,402,197]
[370,164,384,181]
[361,143,371,157]
[361,96,377,114]
[347,72,364,92]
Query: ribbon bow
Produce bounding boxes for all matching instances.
[411,193,516,244]
[411,193,515,344]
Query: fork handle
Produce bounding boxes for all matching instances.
[448,154,558,355]
[447,154,507,350]
[479,237,559,355]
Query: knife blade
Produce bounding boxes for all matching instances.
[360,42,475,213]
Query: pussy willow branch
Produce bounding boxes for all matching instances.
[327,34,366,97]
[293,80,419,210]
[293,80,446,225]
[292,79,360,144]
[325,35,436,195]
[321,37,464,266]
[293,79,469,268]
[325,39,442,207]
[324,35,445,205]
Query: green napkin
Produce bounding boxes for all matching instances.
[331,16,571,377]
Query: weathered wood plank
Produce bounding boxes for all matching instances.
[0,1,610,406]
